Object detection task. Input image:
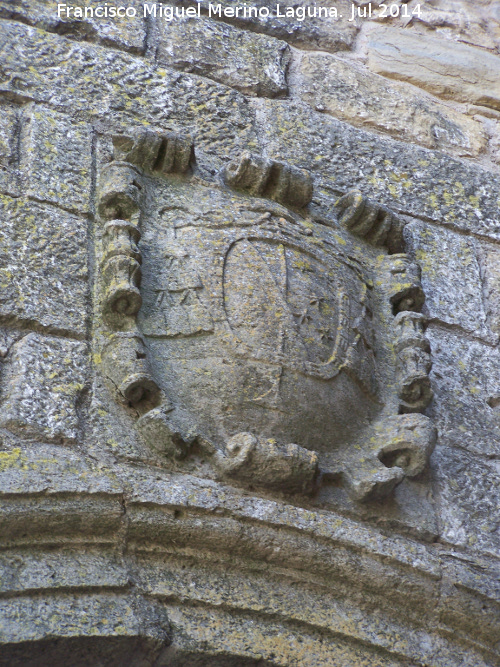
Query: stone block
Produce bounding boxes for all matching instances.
[490,118,500,164]
[157,16,290,98]
[0,103,20,197]
[0,197,88,336]
[293,53,486,157]
[426,326,500,459]
[0,443,122,495]
[0,549,128,594]
[0,333,88,444]
[0,0,146,54]
[0,22,258,175]
[21,106,92,212]
[255,100,500,239]
[367,26,500,111]
[433,445,500,555]
[479,243,500,334]
[404,222,491,339]
[0,594,170,661]
[185,0,358,52]
[0,104,17,170]
[405,0,500,53]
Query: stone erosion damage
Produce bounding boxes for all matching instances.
[96,128,436,503]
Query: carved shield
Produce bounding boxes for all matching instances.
[139,183,379,451]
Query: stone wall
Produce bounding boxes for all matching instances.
[0,1,499,665]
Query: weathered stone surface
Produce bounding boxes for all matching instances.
[101,333,161,412]
[224,150,313,206]
[0,196,88,335]
[0,443,121,495]
[490,118,500,164]
[0,103,20,197]
[438,554,500,654]
[0,333,88,443]
[0,549,127,594]
[426,326,500,459]
[367,26,500,110]
[479,242,500,334]
[215,432,319,494]
[0,0,147,53]
[163,603,414,666]
[255,100,500,238]
[293,52,487,157]
[405,0,500,53]
[178,0,359,52]
[134,552,495,667]
[157,16,290,98]
[111,129,194,174]
[0,104,17,170]
[120,465,442,579]
[21,105,92,212]
[131,177,434,500]
[0,594,170,665]
[0,21,258,173]
[433,445,500,555]
[404,222,492,340]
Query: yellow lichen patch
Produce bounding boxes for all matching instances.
[0,448,23,471]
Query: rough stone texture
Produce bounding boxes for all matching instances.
[0,595,170,666]
[404,0,500,53]
[293,52,487,157]
[404,221,493,340]
[0,442,122,496]
[489,118,500,164]
[0,333,88,443]
[157,16,290,98]
[0,21,259,174]
[21,105,92,212]
[0,0,147,53]
[426,326,500,459]
[367,25,500,111]
[0,105,14,169]
[480,242,500,334]
[255,100,500,239]
[0,196,88,335]
[182,0,359,52]
[0,1,500,664]
[433,445,500,555]
[0,102,20,197]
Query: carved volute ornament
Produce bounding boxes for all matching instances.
[96,130,435,502]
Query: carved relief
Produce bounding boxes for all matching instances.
[215,433,319,495]
[393,311,433,413]
[98,162,143,224]
[93,132,435,503]
[101,333,161,412]
[335,189,404,251]
[224,151,313,208]
[101,221,143,326]
[142,248,214,337]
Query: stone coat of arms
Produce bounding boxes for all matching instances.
[96,132,435,502]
